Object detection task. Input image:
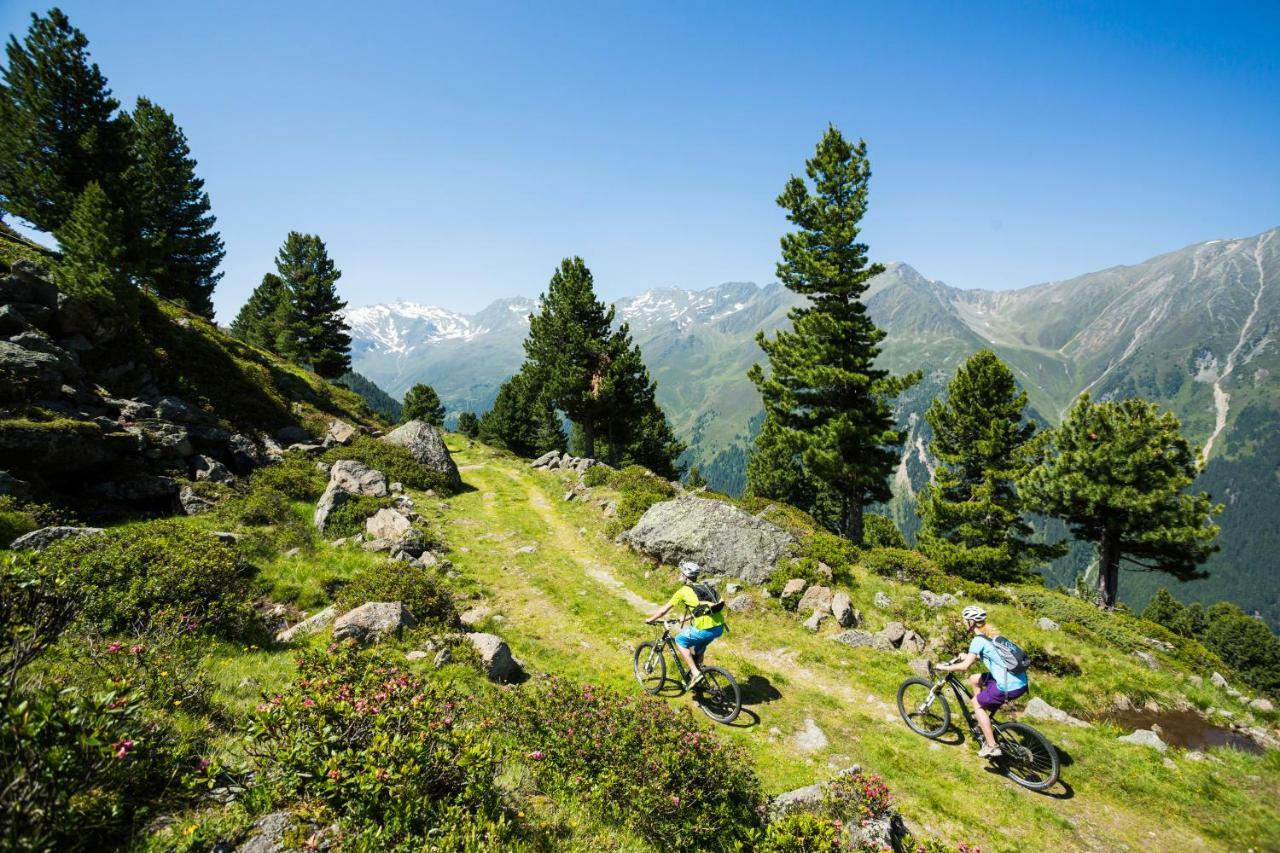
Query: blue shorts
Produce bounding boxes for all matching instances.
[675,624,724,654]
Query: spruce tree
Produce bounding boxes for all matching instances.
[401,383,445,425]
[531,388,568,455]
[0,9,128,232]
[230,273,288,351]
[746,413,819,513]
[917,349,1064,583]
[53,181,132,312]
[273,232,351,378]
[1141,587,1185,628]
[479,370,562,457]
[524,257,614,458]
[748,126,919,543]
[456,411,480,439]
[124,97,223,317]
[1020,395,1222,609]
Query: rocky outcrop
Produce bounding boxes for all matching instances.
[381,420,462,490]
[10,525,104,550]
[531,450,599,475]
[621,495,797,584]
[332,602,417,644]
[328,459,389,497]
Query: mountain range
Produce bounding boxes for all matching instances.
[347,227,1280,625]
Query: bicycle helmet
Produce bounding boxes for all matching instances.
[961,605,987,624]
[679,561,702,580]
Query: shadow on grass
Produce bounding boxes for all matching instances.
[739,674,783,706]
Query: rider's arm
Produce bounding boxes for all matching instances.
[937,652,978,672]
[645,603,674,624]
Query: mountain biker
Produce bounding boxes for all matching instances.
[934,605,1028,758]
[644,561,726,688]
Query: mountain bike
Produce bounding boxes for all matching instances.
[633,619,741,724]
[897,660,1059,791]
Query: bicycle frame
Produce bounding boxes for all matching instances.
[652,620,703,684]
[933,671,1001,736]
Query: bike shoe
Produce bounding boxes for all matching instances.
[977,744,1003,758]
[686,670,706,690]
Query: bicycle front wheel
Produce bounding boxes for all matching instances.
[695,666,741,724]
[632,641,667,694]
[996,722,1060,790]
[897,678,951,738]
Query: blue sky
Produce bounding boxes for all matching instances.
[3,1,1278,321]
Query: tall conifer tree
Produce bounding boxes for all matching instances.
[748,126,919,543]
[0,9,128,232]
[230,273,288,351]
[273,232,351,378]
[53,181,132,310]
[1020,395,1222,609]
[917,349,1065,583]
[401,383,446,425]
[124,97,223,317]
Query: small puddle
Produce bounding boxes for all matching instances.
[1092,708,1263,755]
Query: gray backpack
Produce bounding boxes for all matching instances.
[991,635,1030,675]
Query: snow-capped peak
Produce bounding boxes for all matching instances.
[345,300,478,355]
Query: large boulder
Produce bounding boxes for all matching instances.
[332,602,417,644]
[326,419,358,445]
[328,459,389,497]
[381,420,462,490]
[797,585,833,614]
[621,495,797,584]
[10,525,104,551]
[0,340,66,402]
[466,632,522,682]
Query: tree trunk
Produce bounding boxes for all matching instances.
[581,418,595,461]
[843,498,865,547]
[1098,529,1120,610]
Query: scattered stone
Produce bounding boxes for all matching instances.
[366,508,412,541]
[211,531,240,545]
[726,582,742,594]
[797,585,834,614]
[1162,757,1178,771]
[769,782,824,818]
[781,578,808,601]
[873,592,893,610]
[362,538,394,553]
[236,810,293,853]
[460,606,492,628]
[1133,651,1159,670]
[466,632,521,682]
[275,606,337,643]
[727,594,754,613]
[1185,750,1208,761]
[406,650,429,662]
[793,717,829,751]
[1187,674,1204,688]
[1211,672,1229,689]
[327,419,358,445]
[433,647,453,668]
[621,495,798,584]
[193,454,234,483]
[381,420,462,490]
[881,621,907,645]
[803,610,827,632]
[179,484,216,515]
[1022,697,1093,728]
[313,484,352,531]
[531,450,561,468]
[908,658,932,679]
[919,590,958,608]
[515,545,537,554]
[1144,636,1176,653]
[389,481,403,494]
[831,592,856,627]
[833,630,895,652]
[1117,728,1167,752]
[900,630,926,654]
[228,433,269,473]
[10,525,103,551]
[332,602,417,645]
[1036,617,1060,631]
[1249,697,1275,713]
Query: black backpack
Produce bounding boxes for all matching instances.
[991,635,1030,675]
[689,582,724,618]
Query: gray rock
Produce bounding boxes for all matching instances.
[332,602,417,644]
[127,418,193,459]
[276,606,338,643]
[515,545,537,554]
[0,340,66,402]
[532,450,561,468]
[362,537,394,553]
[389,481,404,494]
[873,591,893,610]
[1144,635,1176,653]
[919,590,958,608]
[235,809,293,853]
[725,582,742,594]
[1036,617,1060,631]
[10,525,104,551]
[108,397,155,420]
[90,475,178,503]
[433,646,453,668]
[1133,651,1159,670]
[768,782,824,818]
[329,459,389,497]
[831,591,856,627]
[1022,697,1093,728]
[727,594,754,613]
[797,584,834,614]
[1249,697,1275,713]
[803,610,827,632]
[908,658,932,679]
[900,629,926,654]
[366,508,411,541]
[466,632,521,682]
[313,483,352,531]
[1185,750,1208,761]
[1118,728,1167,752]
[406,650,430,662]
[1211,671,1229,689]
[179,484,216,515]
[1187,674,1204,687]
[327,419,358,445]
[381,420,462,490]
[0,470,32,499]
[781,578,808,600]
[460,606,492,628]
[792,717,828,751]
[621,495,797,585]
[154,395,195,422]
[833,630,895,652]
[228,433,269,473]
[882,621,907,645]
[193,454,235,483]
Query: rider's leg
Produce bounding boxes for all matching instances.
[676,643,700,678]
[972,694,998,748]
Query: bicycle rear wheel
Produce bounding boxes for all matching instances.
[995,722,1059,790]
[632,641,667,694]
[897,678,951,738]
[694,666,741,724]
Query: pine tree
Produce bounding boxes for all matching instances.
[1171,601,1207,638]
[595,330,684,475]
[53,181,132,312]
[524,257,615,459]
[1141,587,1185,628]
[456,411,480,439]
[619,402,686,479]
[917,349,1064,583]
[230,273,288,351]
[401,383,445,425]
[531,388,567,455]
[273,232,351,378]
[1020,394,1223,609]
[746,413,819,511]
[124,97,223,317]
[0,9,128,232]
[748,126,919,544]
[686,467,708,489]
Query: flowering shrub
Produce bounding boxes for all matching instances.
[822,771,895,828]
[245,642,514,846]
[499,676,765,849]
[759,811,847,851]
[86,614,216,716]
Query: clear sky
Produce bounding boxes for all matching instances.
[3,1,1278,321]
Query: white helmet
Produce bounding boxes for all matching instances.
[679,561,702,579]
[962,605,987,624]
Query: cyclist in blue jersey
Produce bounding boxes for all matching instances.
[934,605,1029,758]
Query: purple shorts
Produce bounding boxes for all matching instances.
[976,673,1027,711]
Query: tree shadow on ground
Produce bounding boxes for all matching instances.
[739,675,783,706]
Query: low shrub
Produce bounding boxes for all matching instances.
[222,488,294,527]
[933,576,1014,605]
[860,547,940,585]
[334,561,457,628]
[822,770,895,828]
[759,811,845,851]
[581,464,611,488]
[245,643,515,847]
[321,436,453,494]
[20,520,256,636]
[321,494,388,539]
[0,495,37,546]
[802,530,858,583]
[499,676,765,849]
[863,513,907,549]
[603,465,677,536]
[246,454,327,502]
[1022,641,1082,677]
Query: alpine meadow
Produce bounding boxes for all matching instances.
[1,5,1278,853]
